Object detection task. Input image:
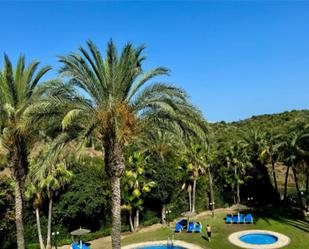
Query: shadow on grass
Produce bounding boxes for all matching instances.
[253,207,309,233]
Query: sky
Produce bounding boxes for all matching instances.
[0,1,308,122]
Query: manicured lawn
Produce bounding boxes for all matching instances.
[120,208,309,249]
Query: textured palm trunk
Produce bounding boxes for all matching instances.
[271,160,278,193]
[11,141,28,249]
[192,179,197,213]
[15,178,25,249]
[103,129,125,249]
[133,209,139,231]
[188,191,192,212]
[161,204,166,224]
[35,207,45,249]
[207,166,215,217]
[129,210,134,232]
[291,165,305,213]
[46,198,53,249]
[236,183,240,205]
[111,176,121,248]
[284,164,290,202]
[306,166,309,210]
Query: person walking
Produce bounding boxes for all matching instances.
[206,224,212,241]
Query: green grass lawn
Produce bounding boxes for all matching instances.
[121,208,309,249]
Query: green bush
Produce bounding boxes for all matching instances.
[26,243,40,249]
[142,210,160,226]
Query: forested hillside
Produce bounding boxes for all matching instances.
[1,103,308,249]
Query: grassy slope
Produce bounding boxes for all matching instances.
[120,209,309,249]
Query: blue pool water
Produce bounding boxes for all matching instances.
[136,246,186,249]
[240,233,278,245]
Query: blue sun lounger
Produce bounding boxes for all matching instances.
[71,242,91,249]
[187,222,195,232]
[225,215,232,224]
[194,222,202,233]
[245,214,253,223]
[239,214,245,224]
[232,215,239,223]
[175,222,183,232]
[175,218,187,232]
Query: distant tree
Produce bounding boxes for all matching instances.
[122,152,155,232]
[242,129,279,204]
[281,131,308,216]
[220,142,252,204]
[260,133,282,194]
[25,167,45,249]
[138,126,184,223]
[0,175,15,248]
[33,146,73,249]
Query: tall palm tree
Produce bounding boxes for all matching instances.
[33,40,206,249]
[138,126,184,223]
[260,133,282,194]
[25,171,45,249]
[184,143,206,213]
[33,145,73,249]
[122,152,155,232]
[223,142,252,204]
[0,55,51,249]
[242,129,279,203]
[281,132,307,215]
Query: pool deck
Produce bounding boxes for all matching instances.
[228,229,290,249]
[122,240,204,249]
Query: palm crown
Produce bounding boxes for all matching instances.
[0,55,51,154]
[57,40,206,173]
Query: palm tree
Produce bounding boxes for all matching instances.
[223,142,252,204]
[122,152,155,232]
[138,126,184,223]
[260,133,282,194]
[281,132,307,215]
[184,144,206,213]
[25,170,45,249]
[33,40,206,249]
[0,55,51,249]
[242,129,279,203]
[34,147,73,249]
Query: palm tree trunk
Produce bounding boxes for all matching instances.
[284,164,290,202]
[129,210,134,232]
[15,178,25,249]
[35,207,45,249]
[207,166,215,217]
[161,204,166,224]
[291,165,304,212]
[306,164,309,211]
[103,137,125,249]
[236,182,240,204]
[188,191,192,212]
[192,179,197,213]
[271,160,278,193]
[46,198,53,249]
[12,145,28,249]
[111,176,122,248]
[133,209,139,230]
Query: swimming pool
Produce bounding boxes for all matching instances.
[122,240,203,249]
[135,246,186,249]
[240,233,278,245]
[228,230,290,249]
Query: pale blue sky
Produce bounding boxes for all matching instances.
[0,1,308,121]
